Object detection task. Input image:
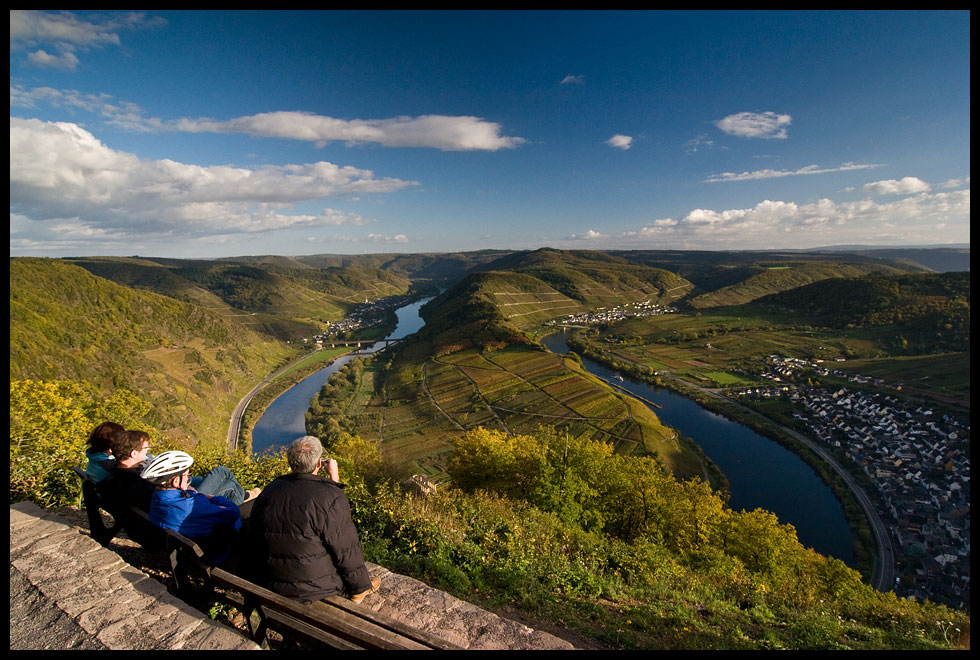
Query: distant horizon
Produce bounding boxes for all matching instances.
[11,11,969,259]
[18,241,969,262]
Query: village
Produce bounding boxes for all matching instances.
[545,300,677,327]
[306,294,416,343]
[733,355,970,610]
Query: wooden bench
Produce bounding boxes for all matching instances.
[72,467,209,599]
[72,467,459,650]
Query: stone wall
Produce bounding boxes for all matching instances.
[9,502,574,650]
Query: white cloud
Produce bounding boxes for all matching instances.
[862,177,931,196]
[706,162,881,183]
[11,84,525,151]
[26,49,80,70]
[606,134,633,150]
[10,10,165,67]
[174,111,525,151]
[567,229,606,240]
[560,74,585,85]
[685,134,715,153]
[714,111,792,139]
[621,188,969,249]
[941,176,970,189]
[9,118,417,250]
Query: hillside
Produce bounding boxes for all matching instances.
[319,253,707,482]
[67,256,414,341]
[286,250,515,285]
[758,271,970,354]
[684,261,912,309]
[10,258,294,445]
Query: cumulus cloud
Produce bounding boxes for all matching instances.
[11,84,524,151]
[706,162,881,182]
[9,117,417,249]
[567,229,606,240]
[174,111,525,151]
[26,49,80,69]
[606,134,633,150]
[560,74,585,85]
[10,10,165,69]
[714,111,792,139]
[623,189,969,249]
[862,177,931,196]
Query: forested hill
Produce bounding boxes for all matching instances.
[10,258,293,444]
[682,261,913,309]
[65,256,413,341]
[477,248,692,304]
[757,271,971,354]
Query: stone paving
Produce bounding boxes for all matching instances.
[10,501,576,650]
[10,501,259,651]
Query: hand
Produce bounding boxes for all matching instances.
[327,458,339,483]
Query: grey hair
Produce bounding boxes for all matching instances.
[287,435,324,474]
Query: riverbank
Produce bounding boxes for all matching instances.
[556,331,876,581]
[236,346,354,453]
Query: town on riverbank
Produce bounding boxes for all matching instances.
[733,355,970,610]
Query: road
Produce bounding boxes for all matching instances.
[225,348,324,451]
[671,377,896,591]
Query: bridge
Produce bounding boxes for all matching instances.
[317,338,404,348]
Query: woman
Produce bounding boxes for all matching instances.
[84,421,124,482]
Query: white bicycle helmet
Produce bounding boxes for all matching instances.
[141,450,194,483]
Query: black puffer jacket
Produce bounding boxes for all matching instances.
[246,472,372,603]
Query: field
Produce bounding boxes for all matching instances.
[831,352,970,411]
[346,344,705,483]
[577,305,969,414]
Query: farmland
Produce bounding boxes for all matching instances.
[343,344,705,484]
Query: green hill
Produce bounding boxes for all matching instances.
[758,271,970,354]
[685,261,910,309]
[67,256,414,340]
[327,252,707,482]
[10,257,294,445]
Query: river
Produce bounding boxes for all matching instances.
[250,298,432,454]
[540,330,855,566]
[252,302,854,565]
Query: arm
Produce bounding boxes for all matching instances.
[321,493,372,594]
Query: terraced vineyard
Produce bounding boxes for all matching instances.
[349,344,703,483]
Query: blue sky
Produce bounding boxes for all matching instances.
[10,10,970,258]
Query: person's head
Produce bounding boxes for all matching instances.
[87,421,125,453]
[287,435,324,474]
[140,450,194,489]
[110,430,151,468]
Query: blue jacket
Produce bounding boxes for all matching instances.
[149,489,242,537]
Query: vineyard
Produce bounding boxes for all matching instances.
[346,344,702,483]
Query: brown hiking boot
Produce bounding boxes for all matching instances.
[350,576,382,604]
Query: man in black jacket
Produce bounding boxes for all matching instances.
[246,435,380,604]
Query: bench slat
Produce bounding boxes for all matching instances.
[210,568,431,650]
[320,595,462,650]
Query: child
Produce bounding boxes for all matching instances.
[141,450,242,564]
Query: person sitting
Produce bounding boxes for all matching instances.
[246,435,380,604]
[84,421,125,482]
[98,428,258,508]
[187,464,261,507]
[96,429,157,512]
[141,450,242,564]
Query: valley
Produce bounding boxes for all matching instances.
[9,245,971,632]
